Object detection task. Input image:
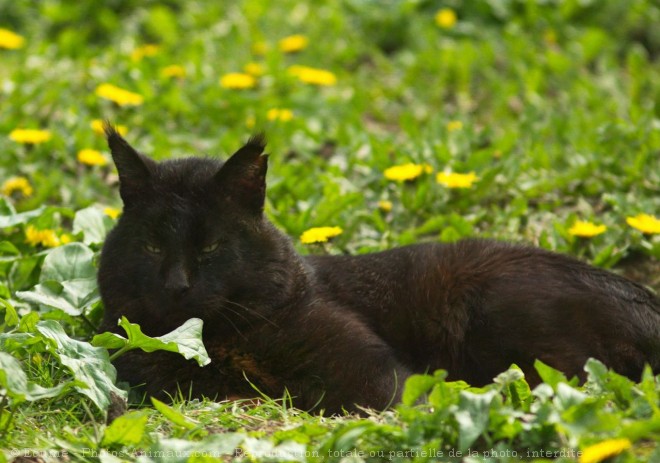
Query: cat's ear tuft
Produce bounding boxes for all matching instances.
[215,134,268,213]
[104,121,155,205]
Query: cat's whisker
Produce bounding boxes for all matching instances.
[222,299,279,328]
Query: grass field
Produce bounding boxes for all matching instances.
[1,1,660,461]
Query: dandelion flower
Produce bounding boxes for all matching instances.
[300,226,343,244]
[160,65,186,79]
[568,220,607,238]
[0,28,25,49]
[60,234,73,245]
[130,44,160,62]
[377,200,393,212]
[435,8,458,29]
[9,129,52,144]
[278,34,308,53]
[436,171,479,188]
[2,177,33,197]
[446,120,463,132]
[267,108,294,122]
[243,62,265,77]
[220,72,257,89]
[77,149,108,167]
[580,438,631,463]
[95,83,144,106]
[104,207,122,220]
[626,213,660,235]
[288,65,337,86]
[25,225,60,248]
[91,119,127,136]
[384,163,433,182]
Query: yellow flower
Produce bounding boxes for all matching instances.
[104,207,122,220]
[130,44,160,62]
[626,213,660,234]
[251,41,269,56]
[435,8,458,29]
[9,129,52,144]
[580,438,631,463]
[377,200,393,212]
[568,220,607,238]
[25,225,60,248]
[160,65,186,79]
[243,62,265,77]
[91,119,127,136]
[77,149,108,167]
[278,34,308,53]
[266,108,294,122]
[95,83,144,106]
[300,226,343,244]
[0,28,25,49]
[2,177,33,197]
[436,171,479,188]
[288,65,337,86]
[384,163,433,182]
[220,72,257,89]
[245,115,256,129]
[446,120,463,132]
[60,234,73,245]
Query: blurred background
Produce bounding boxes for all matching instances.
[1,0,659,284]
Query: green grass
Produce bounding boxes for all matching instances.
[1,0,660,461]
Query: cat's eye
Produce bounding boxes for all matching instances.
[201,241,221,254]
[143,242,162,254]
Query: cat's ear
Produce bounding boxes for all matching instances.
[214,134,268,213]
[103,121,156,205]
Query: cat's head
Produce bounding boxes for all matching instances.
[98,123,306,336]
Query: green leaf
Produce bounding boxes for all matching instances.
[0,351,69,403]
[402,373,443,406]
[0,298,19,327]
[40,242,96,281]
[454,390,498,451]
[17,280,98,315]
[36,320,126,411]
[534,359,568,389]
[494,365,531,410]
[0,205,46,228]
[73,206,115,245]
[151,397,199,431]
[101,410,148,447]
[17,243,99,315]
[94,317,210,367]
[91,331,127,350]
[0,241,20,256]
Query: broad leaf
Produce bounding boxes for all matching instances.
[454,390,498,451]
[402,372,444,406]
[0,351,69,403]
[93,317,210,367]
[73,206,115,245]
[534,359,569,390]
[40,242,96,281]
[17,243,99,315]
[101,410,149,447]
[36,320,126,411]
[0,204,46,228]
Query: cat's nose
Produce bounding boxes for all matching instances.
[164,265,191,295]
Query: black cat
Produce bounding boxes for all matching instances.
[98,124,660,414]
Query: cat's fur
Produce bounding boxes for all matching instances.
[98,125,660,414]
